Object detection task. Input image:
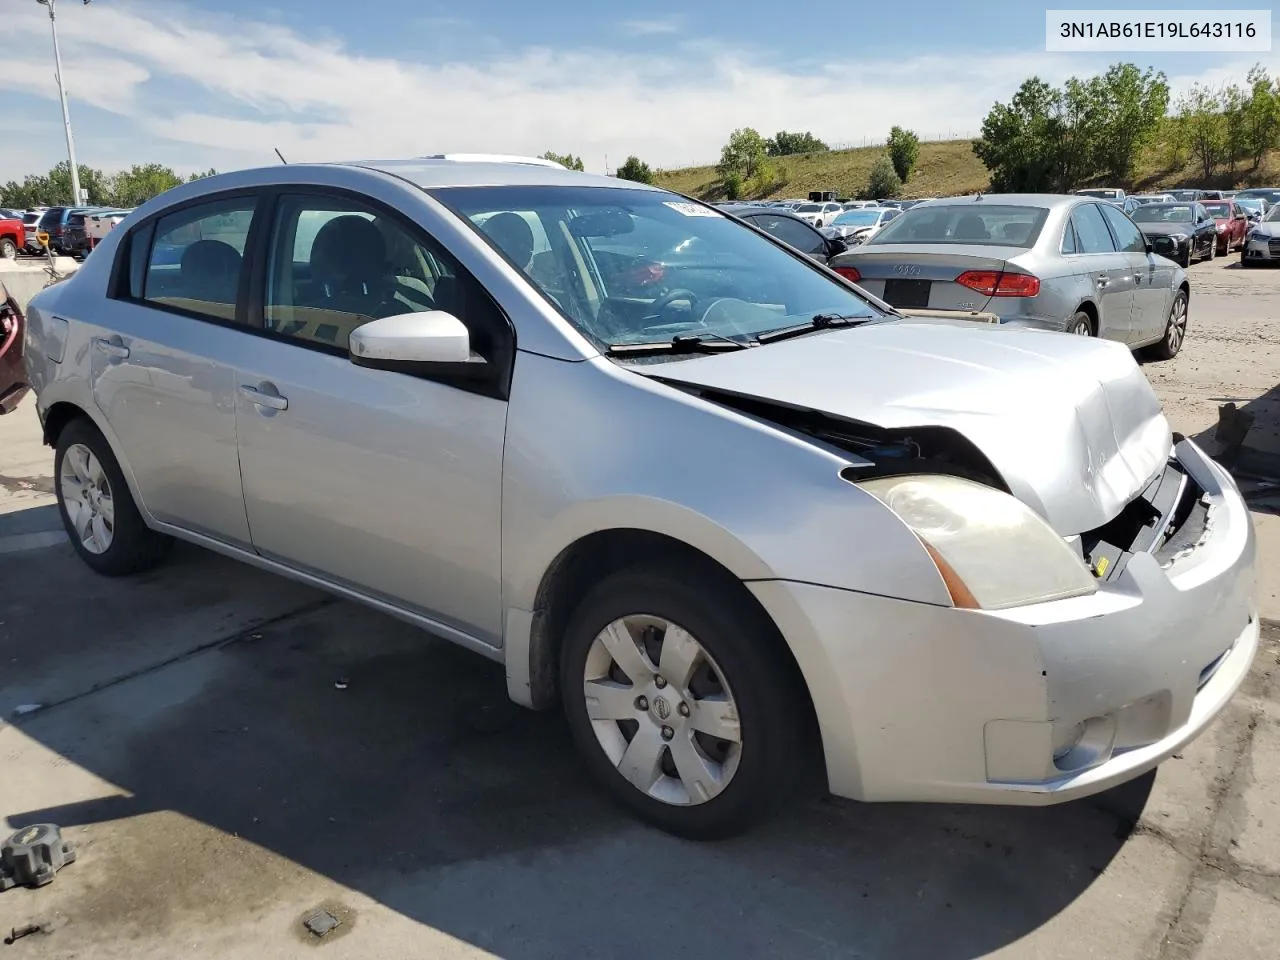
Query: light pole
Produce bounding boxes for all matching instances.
[36,0,90,206]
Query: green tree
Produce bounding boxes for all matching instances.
[721,171,743,201]
[108,163,184,206]
[886,126,920,182]
[1093,63,1169,183]
[765,131,828,156]
[541,151,584,171]
[1243,65,1280,168]
[1221,84,1248,172]
[0,162,111,207]
[615,155,653,183]
[1177,83,1225,180]
[717,127,768,182]
[186,168,219,183]
[972,76,1062,192]
[866,155,902,198]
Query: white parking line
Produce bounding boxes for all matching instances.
[0,530,67,554]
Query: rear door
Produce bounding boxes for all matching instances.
[1063,202,1133,341]
[90,193,260,546]
[1099,202,1167,345]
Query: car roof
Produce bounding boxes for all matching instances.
[351,156,661,191]
[906,194,1086,210]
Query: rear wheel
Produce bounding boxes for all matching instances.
[54,419,172,576]
[560,565,810,839]
[1069,311,1094,336]
[1147,290,1188,361]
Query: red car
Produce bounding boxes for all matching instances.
[0,283,29,414]
[1203,200,1249,255]
[0,216,21,259]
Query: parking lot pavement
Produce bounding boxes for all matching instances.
[2,260,1280,958]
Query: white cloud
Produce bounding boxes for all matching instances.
[3,1,1278,180]
[621,17,683,36]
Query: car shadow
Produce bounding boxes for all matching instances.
[1192,380,1280,506]
[0,533,1149,959]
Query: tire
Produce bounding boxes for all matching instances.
[0,239,16,260]
[54,418,172,576]
[1208,239,1217,261]
[1179,248,1192,268]
[1147,289,1188,361]
[1068,311,1094,336]
[560,564,810,839]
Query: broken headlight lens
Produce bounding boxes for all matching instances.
[859,475,1097,610]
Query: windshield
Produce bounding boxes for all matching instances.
[1131,204,1194,223]
[866,204,1048,247]
[832,210,882,226]
[431,185,880,350]
[1203,203,1232,217]
[796,204,821,213]
[1168,190,1200,201]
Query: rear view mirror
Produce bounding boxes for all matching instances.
[567,210,635,238]
[349,311,471,365]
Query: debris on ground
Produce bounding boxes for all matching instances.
[3,917,65,945]
[0,825,77,892]
[11,704,43,717]
[303,909,341,938]
[333,679,349,691]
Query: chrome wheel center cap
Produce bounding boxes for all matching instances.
[647,689,683,727]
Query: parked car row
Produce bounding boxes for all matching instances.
[9,204,136,258]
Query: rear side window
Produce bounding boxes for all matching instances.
[132,197,256,322]
[1069,204,1117,254]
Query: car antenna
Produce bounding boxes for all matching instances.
[975,191,983,201]
[274,147,288,165]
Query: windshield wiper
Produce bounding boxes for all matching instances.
[605,332,751,356]
[755,312,872,344]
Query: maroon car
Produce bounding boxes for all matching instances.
[0,283,29,414]
[1203,200,1248,255]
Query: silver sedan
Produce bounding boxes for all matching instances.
[22,159,1255,838]
[830,194,1191,358]
[1242,203,1280,266]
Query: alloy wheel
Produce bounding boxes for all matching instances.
[1165,295,1187,355]
[59,442,115,554]
[582,614,742,806]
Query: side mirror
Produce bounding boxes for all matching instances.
[826,236,849,256]
[349,311,472,368]
[1144,237,1154,254]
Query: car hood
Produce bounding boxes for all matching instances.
[649,320,1172,535]
[1138,222,1195,236]
[1250,222,1280,236]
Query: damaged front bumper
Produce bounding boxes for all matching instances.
[750,437,1258,804]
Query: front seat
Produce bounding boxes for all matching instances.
[179,240,242,313]
[299,215,397,321]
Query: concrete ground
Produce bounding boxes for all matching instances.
[1,255,1279,959]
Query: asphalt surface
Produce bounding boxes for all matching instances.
[1,255,1279,959]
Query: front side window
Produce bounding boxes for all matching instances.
[1098,203,1146,253]
[140,196,256,322]
[263,193,508,363]
[431,185,880,350]
[744,214,825,255]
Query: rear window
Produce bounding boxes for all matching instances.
[867,204,1049,247]
[1131,205,1194,223]
[68,214,86,226]
[1203,203,1232,217]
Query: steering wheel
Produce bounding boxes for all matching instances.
[648,288,700,321]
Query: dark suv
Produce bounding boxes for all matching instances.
[36,207,94,257]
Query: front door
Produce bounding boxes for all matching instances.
[87,193,259,546]
[233,192,510,644]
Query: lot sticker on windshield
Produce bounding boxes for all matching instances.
[663,201,722,217]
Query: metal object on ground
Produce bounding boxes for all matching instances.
[0,824,77,891]
[303,910,341,938]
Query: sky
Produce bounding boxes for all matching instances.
[1,0,1278,182]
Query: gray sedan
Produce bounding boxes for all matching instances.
[829,194,1191,358]
[21,160,1253,838]
[1242,203,1280,266]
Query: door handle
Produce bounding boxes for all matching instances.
[92,336,130,360]
[239,383,288,411]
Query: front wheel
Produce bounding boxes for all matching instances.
[1208,239,1217,261]
[1146,290,1188,361]
[560,565,811,839]
[54,419,172,576]
[0,239,16,260]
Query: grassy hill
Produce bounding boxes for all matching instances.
[652,138,1280,201]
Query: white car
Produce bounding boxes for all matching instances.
[824,206,901,243]
[793,201,843,227]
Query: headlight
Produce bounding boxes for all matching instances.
[859,475,1097,610]
[1169,233,1188,243]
